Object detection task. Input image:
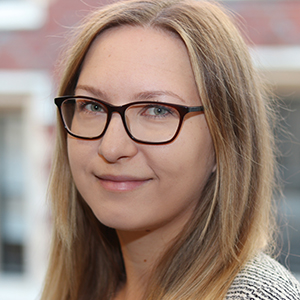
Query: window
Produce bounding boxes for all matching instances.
[278,97,300,276]
[0,111,25,273]
[0,70,52,299]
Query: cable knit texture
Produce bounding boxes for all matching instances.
[226,253,300,299]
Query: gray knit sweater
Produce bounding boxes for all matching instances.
[226,253,300,299]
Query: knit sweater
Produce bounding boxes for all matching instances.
[226,253,300,299]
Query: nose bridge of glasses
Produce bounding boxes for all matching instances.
[105,103,130,133]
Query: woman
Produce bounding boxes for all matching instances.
[41,0,300,299]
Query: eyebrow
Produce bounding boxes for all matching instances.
[76,84,108,100]
[135,90,187,103]
[75,84,187,104]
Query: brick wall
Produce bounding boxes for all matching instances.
[0,1,299,71]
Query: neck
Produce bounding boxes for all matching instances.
[116,230,163,299]
[113,205,196,300]
[115,224,182,300]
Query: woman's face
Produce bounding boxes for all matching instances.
[68,26,216,233]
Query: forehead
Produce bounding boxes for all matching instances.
[77,25,200,106]
[93,25,184,55]
[83,25,191,74]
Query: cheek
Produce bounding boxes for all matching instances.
[67,138,81,172]
[67,138,95,179]
[146,132,215,187]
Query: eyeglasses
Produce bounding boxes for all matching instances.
[54,96,204,145]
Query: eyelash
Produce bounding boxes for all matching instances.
[140,105,175,118]
[77,100,105,113]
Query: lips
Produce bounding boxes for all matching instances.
[96,174,152,192]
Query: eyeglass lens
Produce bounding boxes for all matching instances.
[60,98,181,143]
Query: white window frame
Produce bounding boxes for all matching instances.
[0,0,48,31]
[0,70,53,300]
[250,46,300,94]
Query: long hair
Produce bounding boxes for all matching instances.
[41,1,278,299]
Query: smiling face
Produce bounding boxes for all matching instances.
[67,25,216,234]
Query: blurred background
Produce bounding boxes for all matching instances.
[0,0,299,299]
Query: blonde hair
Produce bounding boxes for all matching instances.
[41,0,278,299]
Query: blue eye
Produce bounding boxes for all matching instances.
[77,100,106,114]
[86,103,104,112]
[152,106,168,116]
[142,105,175,118]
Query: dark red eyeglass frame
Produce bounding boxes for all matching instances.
[54,95,204,145]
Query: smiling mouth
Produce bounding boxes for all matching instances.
[96,175,151,192]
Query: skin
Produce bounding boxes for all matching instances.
[67,25,216,299]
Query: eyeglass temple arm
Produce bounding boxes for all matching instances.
[188,106,204,112]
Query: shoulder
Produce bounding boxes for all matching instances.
[226,252,300,300]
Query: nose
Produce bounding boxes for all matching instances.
[98,112,138,163]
